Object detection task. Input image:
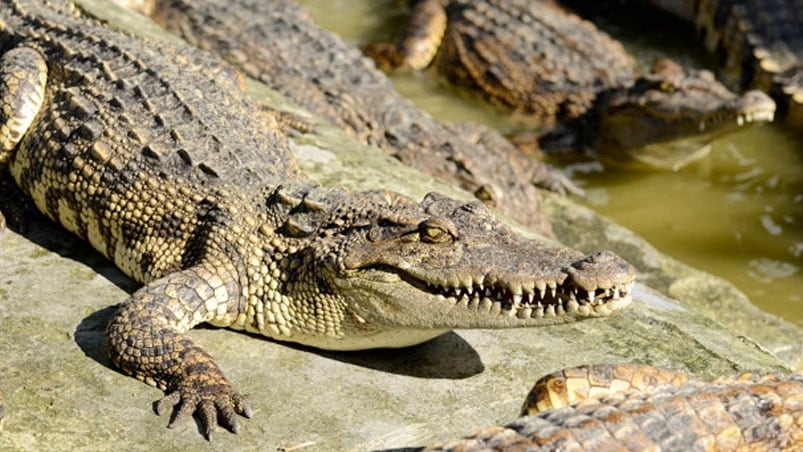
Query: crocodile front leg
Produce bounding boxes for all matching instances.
[0,45,48,231]
[106,260,253,439]
[362,0,448,71]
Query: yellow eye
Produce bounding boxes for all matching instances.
[419,222,453,244]
[423,226,444,240]
[659,81,676,92]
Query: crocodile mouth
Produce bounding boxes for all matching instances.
[360,265,635,320]
[693,100,776,133]
[419,277,634,319]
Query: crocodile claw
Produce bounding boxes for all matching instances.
[155,378,252,440]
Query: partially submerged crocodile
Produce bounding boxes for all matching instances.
[641,0,803,128]
[424,364,803,451]
[363,0,777,168]
[111,0,580,237]
[0,0,636,438]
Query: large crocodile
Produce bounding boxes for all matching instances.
[110,0,580,238]
[638,0,803,128]
[362,0,777,168]
[423,364,803,451]
[0,0,636,438]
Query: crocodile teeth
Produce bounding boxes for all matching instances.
[479,298,493,312]
[536,281,546,299]
[534,305,544,318]
[457,296,469,309]
[427,271,634,315]
[489,301,502,316]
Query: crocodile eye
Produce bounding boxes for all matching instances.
[419,220,453,244]
[659,81,676,92]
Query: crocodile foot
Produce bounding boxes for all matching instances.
[0,173,41,235]
[528,161,585,197]
[155,368,253,440]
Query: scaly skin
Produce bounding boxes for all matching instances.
[364,0,777,168]
[0,0,636,438]
[113,0,583,238]
[425,364,803,451]
[642,0,803,128]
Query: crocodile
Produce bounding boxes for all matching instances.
[110,0,582,238]
[0,0,637,438]
[424,364,803,451]
[362,0,777,168]
[636,0,803,128]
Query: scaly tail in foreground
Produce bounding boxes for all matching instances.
[426,364,803,451]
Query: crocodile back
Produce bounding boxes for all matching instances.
[436,0,636,125]
[1,0,301,281]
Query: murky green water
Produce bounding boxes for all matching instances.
[299,0,803,326]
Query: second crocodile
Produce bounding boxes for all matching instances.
[363,0,777,168]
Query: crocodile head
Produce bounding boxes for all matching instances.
[592,59,776,169]
[270,189,635,350]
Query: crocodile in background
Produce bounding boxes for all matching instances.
[362,0,777,169]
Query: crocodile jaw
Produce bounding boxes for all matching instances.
[337,270,634,332]
[599,90,775,160]
[594,61,777,168]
